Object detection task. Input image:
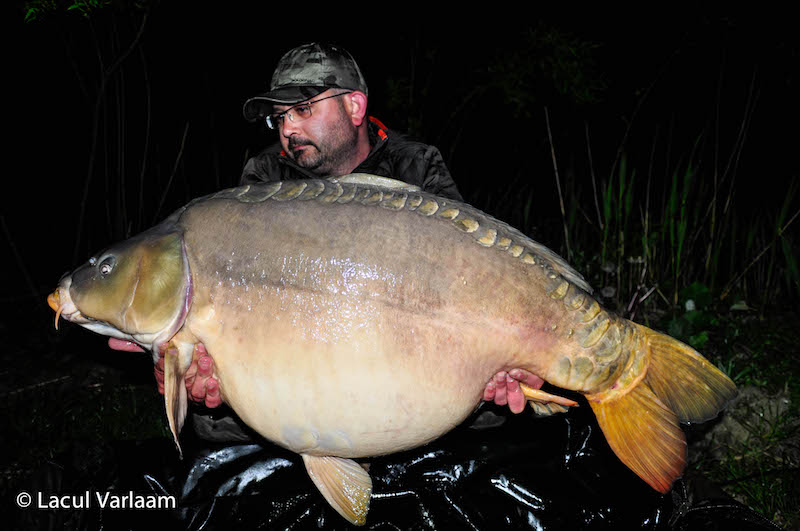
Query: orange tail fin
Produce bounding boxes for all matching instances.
[587,323,736,492]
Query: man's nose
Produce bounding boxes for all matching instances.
[281,117,300,137]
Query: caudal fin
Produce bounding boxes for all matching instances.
[587,323,736,493]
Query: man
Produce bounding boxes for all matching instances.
[239,42,462,200]
[109,42,535,435]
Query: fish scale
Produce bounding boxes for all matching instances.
[209,177,595,300]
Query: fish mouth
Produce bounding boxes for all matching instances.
[47,279,84,330]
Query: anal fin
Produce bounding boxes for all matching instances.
[302,454,372,526]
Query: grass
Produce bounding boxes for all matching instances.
[678,309,800,528]
[0,325,170,501]
[650,279,800,528]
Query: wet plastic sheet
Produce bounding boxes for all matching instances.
[14,403,780,530]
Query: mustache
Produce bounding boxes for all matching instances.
[288,137,316,150]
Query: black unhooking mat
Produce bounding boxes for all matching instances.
[11,402,780,530]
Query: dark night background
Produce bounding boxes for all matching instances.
[7,6,799,274]
[3,3,799,529]
[5,5,799,293]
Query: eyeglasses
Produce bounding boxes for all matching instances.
[265,91,353,130]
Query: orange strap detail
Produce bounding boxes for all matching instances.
[369,116,389,140]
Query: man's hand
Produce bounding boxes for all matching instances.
[180,344,222,408]
[108,338,222,408]
[483,369,545,414]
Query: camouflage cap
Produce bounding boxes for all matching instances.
[243,43,368,122]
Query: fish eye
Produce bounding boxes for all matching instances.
[89,257,97,266]
[98,257,115,275]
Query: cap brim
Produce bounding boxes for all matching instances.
[242,86,328,121]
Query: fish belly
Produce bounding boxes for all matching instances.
[179,194,567,457]
[197,306,496,457]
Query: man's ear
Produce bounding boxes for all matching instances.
[345,91,368,127]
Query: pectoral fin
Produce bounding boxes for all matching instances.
[163,343,193,457]
[302,454,372,526]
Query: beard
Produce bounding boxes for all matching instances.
[287,107,360,176]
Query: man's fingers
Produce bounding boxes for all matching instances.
[197,354,213,376]
[483,380,496,401]
[189,368,206,400]
[492,371,508,406]
[508,368,545,389]
[204,378,222,408]
[149,342,220,406]
[483,369,546,414]
[505,374,527,414]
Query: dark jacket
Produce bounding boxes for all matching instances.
[240,117,463,201]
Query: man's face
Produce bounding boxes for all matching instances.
[273,90,359,176]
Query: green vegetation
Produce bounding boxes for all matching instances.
[23,0,112,22]
[0,334,169,489]
[499,39,798,523]
[538,118,799,526]
[553,139,799,526]
[682,308,799,528]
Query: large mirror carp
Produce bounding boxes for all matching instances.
[48,174,736,525]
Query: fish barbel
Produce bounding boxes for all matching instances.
[47,174,736,525]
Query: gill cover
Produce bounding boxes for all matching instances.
[69,229,191,347]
